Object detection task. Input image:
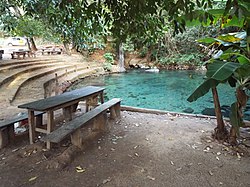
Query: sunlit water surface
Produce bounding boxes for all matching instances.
[69,70,249,117]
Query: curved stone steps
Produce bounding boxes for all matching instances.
[0,57,59,67]
[0,63,65,88]
[12,66,104,105]
[0,54,104,119]
[0,64,76,103]
[15,65,90,102]
[0,59,61,73]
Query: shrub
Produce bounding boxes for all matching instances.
[103,52,114,64]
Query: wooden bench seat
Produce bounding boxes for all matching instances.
[0,111,44,148]
[42,98,121,149]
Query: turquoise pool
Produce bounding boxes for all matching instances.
[70,70,244,116]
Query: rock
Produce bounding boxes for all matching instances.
[182,107,194,113]
[202,108,215,116]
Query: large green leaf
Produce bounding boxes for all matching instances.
[197,37,217,44]
[217,34,241,43]
[187,78,219,102]
[235,64,250,79]
[237,56,250,64]
[206,61,240,81]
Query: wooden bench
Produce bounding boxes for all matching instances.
[42,98,121,149]
[0,111,44,148]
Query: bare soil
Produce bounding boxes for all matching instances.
[0,111,249,187]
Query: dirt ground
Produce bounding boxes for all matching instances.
[0,110,249,187]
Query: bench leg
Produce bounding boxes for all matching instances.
[35,114,43,127]
[0,127,9,148]
[7,125,15,144]
[46,111,54,149]
[71,102,78,112]
[114,103,121,118]
[63,106,72,122]
[93,112,107,131]
[110,103,121,119]
[0,124,15,148]
[86,96,98,112]
[71,129,82,148]
[28,110,35,144]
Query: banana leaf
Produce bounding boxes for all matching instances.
[206,61,240,81]
[188,61,242,102]
[235,64,250,79]
[187,78,219,102]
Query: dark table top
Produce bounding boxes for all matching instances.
[18,86,105,111]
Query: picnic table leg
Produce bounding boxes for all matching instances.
[63,106,72,122]
[100,92,104,103]
[46,111,54,149]
[28,110,35,144]
[35,113,43,127]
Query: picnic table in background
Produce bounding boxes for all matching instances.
[41,45,64,55]
[11,49,34,59]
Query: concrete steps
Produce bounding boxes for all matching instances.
[0,65,74,102]
[0,54,105,119]
[13,66,104,105]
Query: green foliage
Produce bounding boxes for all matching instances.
[103,62,113,72]
[158,53,204,66]
[12,16,46,38]
[139,47,148,58]
[187,61,242,102]
[103,52,114,72]
[188,29,250,140]
[103,53,114,64]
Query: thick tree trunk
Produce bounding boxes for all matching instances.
[118,43,126,72]
[26,38,31,51]
[29,37,37,51]
[212,87,228,140]
[63,41,71,55]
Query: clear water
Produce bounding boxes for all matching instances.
[70,70,240,115]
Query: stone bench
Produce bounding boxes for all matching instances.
[0,112,44,148]
[42,98,121,149]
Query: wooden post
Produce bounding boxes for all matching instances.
[28,110,35,144]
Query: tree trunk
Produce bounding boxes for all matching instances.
[63,41,71,55]
[118,43,126,72]
[29,37,37,51]
[26,38,31,51]
[212,87,228,140]
[229,88,249,145]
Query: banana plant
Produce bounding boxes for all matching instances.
[188,31,250,143]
